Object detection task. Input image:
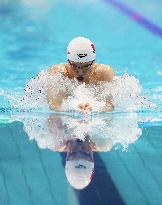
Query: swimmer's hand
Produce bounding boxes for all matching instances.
[78,103,92,114]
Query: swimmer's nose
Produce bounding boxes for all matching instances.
[77,69,84,75]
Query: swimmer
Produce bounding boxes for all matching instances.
[47,37,115,113]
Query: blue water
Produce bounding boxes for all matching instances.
[0,0,162,205]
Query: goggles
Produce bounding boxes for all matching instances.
[68,60,95,70]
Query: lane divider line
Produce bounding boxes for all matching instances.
[104,0,162,38]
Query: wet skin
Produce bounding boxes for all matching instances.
[47,61,115,112]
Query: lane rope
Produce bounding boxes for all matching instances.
[104,0,162,38]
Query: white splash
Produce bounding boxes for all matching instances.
[13,112,141,151]
[11,71,156,112]
[10,71,156,151]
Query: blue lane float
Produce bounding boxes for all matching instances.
[104,0,162,38]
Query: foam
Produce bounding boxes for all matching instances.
[11,71,157,112]
[2,69,161,151]
[13,112,141,151]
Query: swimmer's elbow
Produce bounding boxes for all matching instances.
[46,91,65,111]
[46,96,61,110]
[108,104,114,111]
[100,103,114,112]
[49,101,62,111]
[102,94,114,112]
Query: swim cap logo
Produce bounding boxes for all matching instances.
[75,164,86,169]
[77,54,87,58]
[91,44,95,53]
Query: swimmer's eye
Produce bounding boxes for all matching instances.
[73,66,77,69]
[68,60,94,70]
[80,62,94,69]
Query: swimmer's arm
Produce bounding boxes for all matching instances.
[57,140,72,152]
[101,94,114,112]
[90,141,112,152]
[91,143,112,152]
[100,65,115,112]
[58,145,67,152]
[85,135,112,152]
[46,65,66,111]
[46,90,66,111]
[51,144,67,152]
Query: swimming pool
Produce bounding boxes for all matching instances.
[0,0,162,204]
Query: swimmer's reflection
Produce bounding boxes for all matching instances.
[63,137,95,190]
[14,112,141,190]
[47,115,112,190]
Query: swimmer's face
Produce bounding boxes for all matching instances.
[67,140,91,153]
[66,139,93,162]
[66,151,93,162]
[68,60,94,82]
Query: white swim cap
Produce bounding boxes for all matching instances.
[67,37,96,63]
[65,159,94,190]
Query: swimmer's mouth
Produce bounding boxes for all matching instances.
[76,76,84,82]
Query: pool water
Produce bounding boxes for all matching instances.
[0,0,162,204]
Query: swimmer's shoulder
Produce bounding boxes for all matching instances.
[94,63,114,82]
[48,63,68,75]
